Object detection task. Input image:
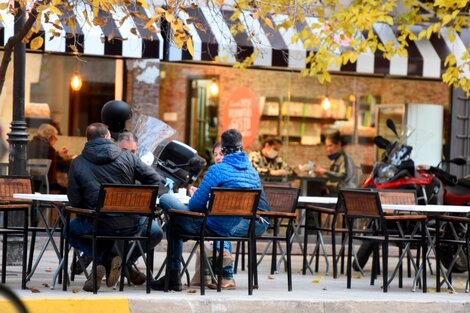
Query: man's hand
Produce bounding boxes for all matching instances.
[189,186,198,196]
[314,167,327,176]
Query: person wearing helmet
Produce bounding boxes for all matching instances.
[101,100,133,141]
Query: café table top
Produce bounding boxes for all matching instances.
[297,196,338,204]
[381,203,470,213]
[13,193,68,202]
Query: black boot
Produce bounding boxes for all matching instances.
[151,270,182,291]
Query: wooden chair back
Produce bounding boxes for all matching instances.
[340,189,382,219]
[263,186,300,214]
[0,175,33,202]
[208,188,261,217]
[378,189,417,205]
[96,184,159,214]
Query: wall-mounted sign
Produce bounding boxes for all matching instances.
[221,87,259,148]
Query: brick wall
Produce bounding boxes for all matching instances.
[144,62,450,176]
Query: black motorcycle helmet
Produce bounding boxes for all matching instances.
[101,100,132,139]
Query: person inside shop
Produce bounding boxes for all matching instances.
[249,137,293,177]
[152,128,271,291]
[314,130,357,194]
[27,123,76,193]
[67,123,165,292]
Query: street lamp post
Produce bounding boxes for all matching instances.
[6,2,29,264]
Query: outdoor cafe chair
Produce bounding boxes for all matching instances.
[63,184,160,294]
[163,187,261,295]
[340,188,428,292]
[0,175,33,290]
[234,181,292,274]
[434,214,470,292]
[256,186,300,291]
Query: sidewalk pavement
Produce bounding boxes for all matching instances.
[1,236,470,313]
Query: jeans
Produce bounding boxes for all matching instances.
[159,193,268,280]
[67,216,163,265]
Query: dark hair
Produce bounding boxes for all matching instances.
[117,131,138,144]
[213,141,221,152]
[263,137,283,147]
[221,129,243,155]
[325,130,345,146]
[86,123,110,141]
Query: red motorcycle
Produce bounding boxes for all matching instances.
[362,118,443,205]
[357,118,470,272]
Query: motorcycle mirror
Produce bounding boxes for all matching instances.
[386,118,399,139]
[450,157,467,166]
[373,136,391,149]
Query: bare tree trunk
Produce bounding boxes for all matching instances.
[0,7,37,96]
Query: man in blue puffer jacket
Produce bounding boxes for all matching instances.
[152,128,270,291]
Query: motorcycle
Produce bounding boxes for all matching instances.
[357,118,470,272]
[362,118,443,205]
[131,113,207,192]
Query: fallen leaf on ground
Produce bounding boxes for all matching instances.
[187,289,197,294]
[267,275,275,280]
[30,288,40,293]
[312,279,321,283]
[44,267,52,272]
[42,283,50,288]
[352,274,361,279]
[72,288,81,293]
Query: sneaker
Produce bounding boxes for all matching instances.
[127,267,146,286]
[207,278,236,290]
[106,256,122,288]
[83,265,106,292]
[151,271,182,291]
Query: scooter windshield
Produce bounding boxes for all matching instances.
[130,112,177,161]
[387,126,414,167]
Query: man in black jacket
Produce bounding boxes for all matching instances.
[67,122,164,291]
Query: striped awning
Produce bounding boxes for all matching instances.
[0,3,163,59]
[163,8,470,79]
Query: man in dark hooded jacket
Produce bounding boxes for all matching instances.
[67,122,164,291]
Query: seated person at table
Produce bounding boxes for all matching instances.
[115,131,164,285]
[27,123,75,193]
[67,123,165,292]
[189,141,232,287]
[314,131,357,194]
[249,137,293,176]
[152,129,270,291]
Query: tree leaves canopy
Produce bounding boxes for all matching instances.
[3,0,470,92]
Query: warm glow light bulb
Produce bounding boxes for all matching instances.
[71,71,82,91]
[209,80,219,96]
[322,96,330,110]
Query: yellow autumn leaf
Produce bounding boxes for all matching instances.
[215,0,224,6]
[68,44,78,52]
[165,11,175,24]
[137,0,149,10]
[30,36,44,50]
[187,36,194,57]
[264,17,273,29]
[49,4,63,16]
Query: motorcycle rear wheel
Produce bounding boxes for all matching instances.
[437,244,468,273]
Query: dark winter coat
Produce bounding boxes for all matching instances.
[67,138,163,228]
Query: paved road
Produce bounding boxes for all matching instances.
[1,237,470,313]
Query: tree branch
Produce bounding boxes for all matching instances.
[0,5,38,96]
